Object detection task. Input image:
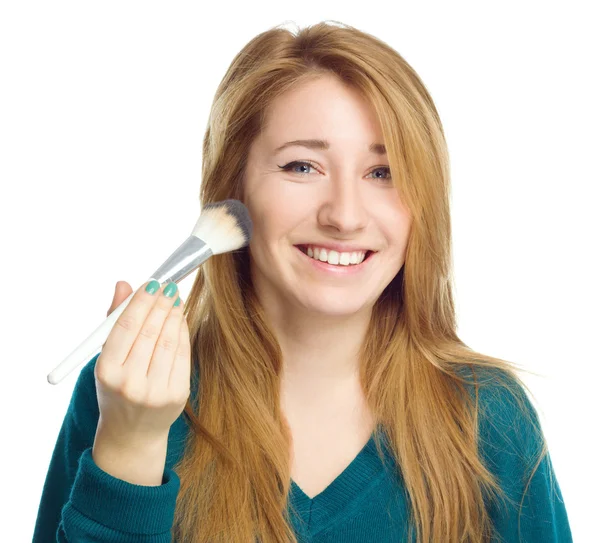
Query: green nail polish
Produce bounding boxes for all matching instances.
[163,282,178,298]
[174,297,181,307]
[145,280,160,295]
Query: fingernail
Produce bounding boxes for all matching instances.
[163,282,178,298]
[174,296,181,307]
[145,280,160,295]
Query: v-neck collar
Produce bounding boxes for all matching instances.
[287,429,392,534]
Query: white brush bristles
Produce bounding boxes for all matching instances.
[191,199,252,255]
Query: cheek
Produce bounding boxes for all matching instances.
[248,180,310,236]
[377,205,412,251]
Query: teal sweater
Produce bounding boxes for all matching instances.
[34,353,573,542]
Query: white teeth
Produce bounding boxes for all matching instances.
[302,245,368,266]
[327,251,340,265]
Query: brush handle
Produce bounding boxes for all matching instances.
[46,290,137,385]
[47,237,213,385]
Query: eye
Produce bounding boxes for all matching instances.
[277,161,392,184]
[367,167,392,184]
[277,160,318,175]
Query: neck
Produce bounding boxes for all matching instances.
[260,296,372,399]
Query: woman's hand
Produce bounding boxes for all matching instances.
[91,279,191,484]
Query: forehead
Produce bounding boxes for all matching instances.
[258,77,384,152]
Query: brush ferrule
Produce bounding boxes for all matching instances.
[149,235,213,285]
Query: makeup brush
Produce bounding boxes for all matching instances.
[47,199,252,385]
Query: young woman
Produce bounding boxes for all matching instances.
[34,21,572,543]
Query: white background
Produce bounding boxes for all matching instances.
[1,2,597,541]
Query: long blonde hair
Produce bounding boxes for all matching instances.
[172,20,548,542]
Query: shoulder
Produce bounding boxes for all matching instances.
[453,370,573,540]
[457,365,546,470]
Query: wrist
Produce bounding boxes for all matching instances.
[92,424,169,486]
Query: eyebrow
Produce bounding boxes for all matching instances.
[273,139,387,156]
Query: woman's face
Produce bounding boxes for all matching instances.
[242,75,412,318]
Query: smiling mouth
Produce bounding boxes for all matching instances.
[295,245,376,263]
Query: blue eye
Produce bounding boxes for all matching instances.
[277,161,392,183]
[368,167,392,183]
[278,161,316,175]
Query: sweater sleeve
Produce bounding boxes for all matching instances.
[33,352,181,542]
[477,375,573,543]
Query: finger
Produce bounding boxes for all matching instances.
[146,296,184,385]
[107,282,133,317]
[169,309,191,394]
[122,281,179,378]
[100,279,163,369]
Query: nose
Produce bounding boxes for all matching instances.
[317,174,369,233]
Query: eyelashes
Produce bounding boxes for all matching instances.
[277,160,392,183]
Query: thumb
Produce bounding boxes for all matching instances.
[107,280,134,317]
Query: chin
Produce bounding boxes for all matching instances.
[298,294,372,317]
